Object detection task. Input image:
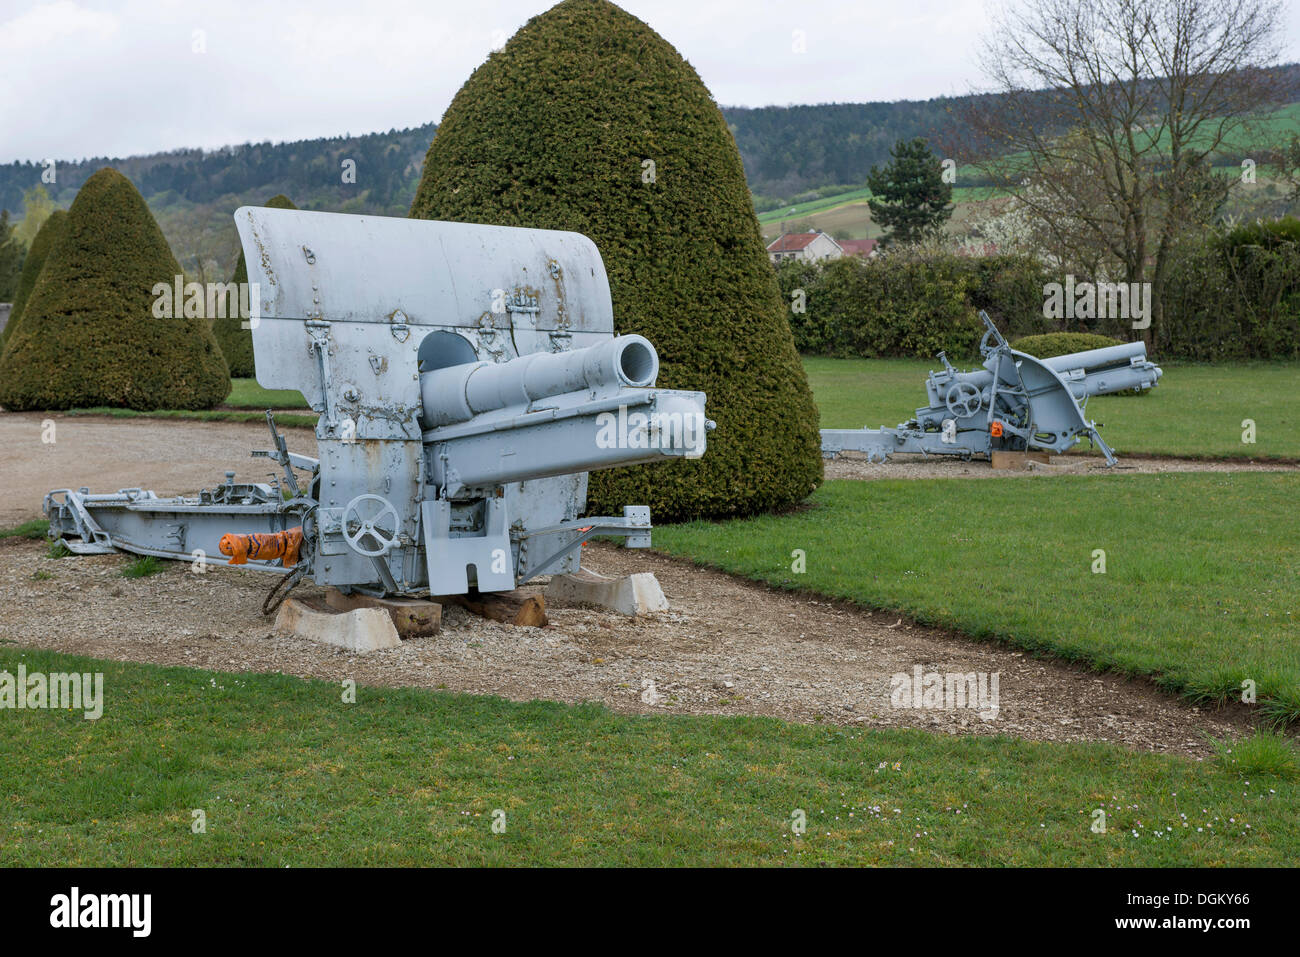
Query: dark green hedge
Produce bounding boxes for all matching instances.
[409,0,822,521]
[0,209,67,352]
[1220,215,1300,251]
[216,193,297,377]
[1158,225,1300,361]
[0,167,229,411]
[1009,332,1123,358]
[784,230,1300,362]
[777,252,1049,360]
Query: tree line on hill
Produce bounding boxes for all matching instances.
[0,95,966,221]
[0,124,436,220]
[3,57,1299,279]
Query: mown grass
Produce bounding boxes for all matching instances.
[0,646,1295,866]
[0,520,47,541]
[804,357,1300,460]
[55,379,315,429]
[223,379,309,410]
[654,474,1300,722]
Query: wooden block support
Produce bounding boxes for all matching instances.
[433,590,548,627]
[325,589,441,638]
[990,450,1052,471]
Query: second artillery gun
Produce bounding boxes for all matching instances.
[45,208,712,608]
[820,313,1161,466]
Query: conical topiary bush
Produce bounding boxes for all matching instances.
[0,168,229,411]
[409,0,822,521]
[0,208,67,353]
[215,193,297,377]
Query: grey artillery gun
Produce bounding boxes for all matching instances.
[820,314,1161,466]
[45,208,712,608]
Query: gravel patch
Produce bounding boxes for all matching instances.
[0,411,1260,757]
[0,537,1251,757]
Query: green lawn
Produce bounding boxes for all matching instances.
[804,357,1300,460]
[60,379,316,428]
[1,645,1295,866]
[654,474,1300,721]
[224,379,309,410]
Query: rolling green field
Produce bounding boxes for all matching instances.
[1,645,1295,866]
[654,474,1300,721]
[804,357,1300,460]
[758,187,996,243]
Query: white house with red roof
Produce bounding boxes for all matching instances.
[766,230,843,264]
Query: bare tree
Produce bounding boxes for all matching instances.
[957,0,1289,340]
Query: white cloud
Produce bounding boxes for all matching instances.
[0,0,1295,162]
[0,0,119,51]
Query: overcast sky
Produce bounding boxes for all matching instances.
[1,0,1298,164]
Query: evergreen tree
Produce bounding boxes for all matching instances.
[0,210,24,303]
[867,138,954,246]
[0,168,228,411]
[0,208,65,352]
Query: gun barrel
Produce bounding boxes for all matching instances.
[1040,341,1147,374]
[1039,341,1161,398]
[420,334,658,428]
[428,390,709,493]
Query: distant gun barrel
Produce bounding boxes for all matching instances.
[1036,340,1162,399]
[420,334,659,428]
[1040,341,1146,374]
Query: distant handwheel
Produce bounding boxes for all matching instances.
[342,494,400,557]
[945,381,983,419]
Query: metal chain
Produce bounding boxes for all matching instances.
[262,562,308,617]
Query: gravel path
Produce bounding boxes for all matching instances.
[0,412,317,527]
[0,537,1251,756]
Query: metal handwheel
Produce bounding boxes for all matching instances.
[945,381,984,418]
[342,494,400,557]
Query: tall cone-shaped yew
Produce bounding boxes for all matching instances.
[0,167,229,411]
[0,208,67,353]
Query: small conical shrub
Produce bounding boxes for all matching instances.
[0,209,67,353]
[215,193,297,377]
[409,0,822,522]
[0,167,229,411]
